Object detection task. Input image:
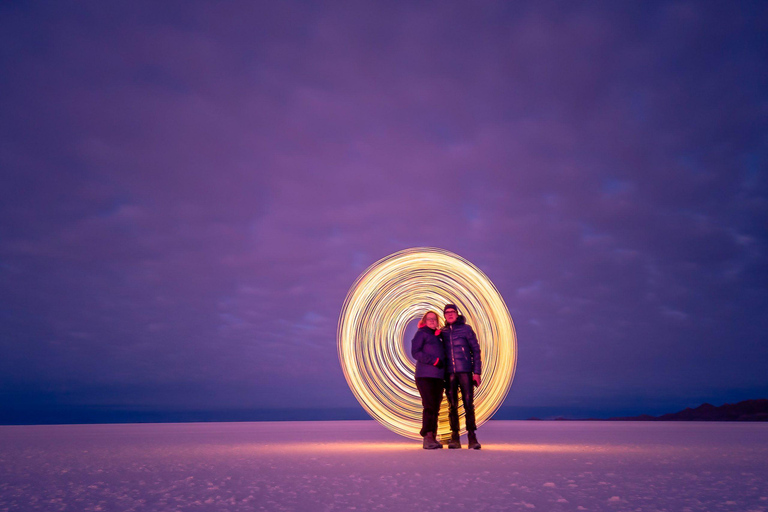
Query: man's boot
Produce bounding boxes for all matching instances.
[467,430,481,450]
[447,432,461,449]
[423,432,442,449]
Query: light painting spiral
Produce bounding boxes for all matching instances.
[338,247,517,440]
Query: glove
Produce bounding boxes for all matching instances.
[433,358,445,369]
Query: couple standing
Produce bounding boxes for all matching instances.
[411,304,482,450]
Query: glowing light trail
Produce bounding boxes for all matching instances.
[338,247,517,440]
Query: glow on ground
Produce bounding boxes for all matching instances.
[188,442,645,454]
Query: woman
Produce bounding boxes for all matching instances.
[410,310,446,449]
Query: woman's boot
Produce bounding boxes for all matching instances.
[467,431,481,450]
[447,432,461,449]
[423,432,442,449]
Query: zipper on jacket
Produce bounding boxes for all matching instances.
[450,325,455,373]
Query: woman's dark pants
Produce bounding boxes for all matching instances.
[416,377,445,437]
[446,372,477,433]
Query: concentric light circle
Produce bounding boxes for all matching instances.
[337,247,517,439]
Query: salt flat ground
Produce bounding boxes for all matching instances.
[1,421,767,512]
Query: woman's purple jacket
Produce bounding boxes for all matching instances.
[411,325,446,379]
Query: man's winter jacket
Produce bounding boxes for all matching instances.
[441,315,482,375]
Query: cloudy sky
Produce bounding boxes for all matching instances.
[1,1,766,421]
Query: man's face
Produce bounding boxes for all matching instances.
[445,309,458,324]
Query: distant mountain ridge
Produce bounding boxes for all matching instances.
[609,399,768,421]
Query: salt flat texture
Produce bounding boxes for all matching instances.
[1,421,767,512]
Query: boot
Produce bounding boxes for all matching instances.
[423,432,442,450]
[447,432,461,449]
[467,431,481,450]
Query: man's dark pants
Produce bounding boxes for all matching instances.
[415,377,444,437]
[446,372,477,433]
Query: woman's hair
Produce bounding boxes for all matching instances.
[417,310,443,329]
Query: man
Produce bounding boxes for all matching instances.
[441,304,482,449]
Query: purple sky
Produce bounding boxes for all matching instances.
[1,1,767,420]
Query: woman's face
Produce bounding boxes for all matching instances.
[425,313,438,329]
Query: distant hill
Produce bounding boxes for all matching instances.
[609,399,768,421]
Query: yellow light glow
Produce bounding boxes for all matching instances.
[134,441,644,457]
[337,247,517,440]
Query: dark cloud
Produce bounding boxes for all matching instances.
[1,0,766,419]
